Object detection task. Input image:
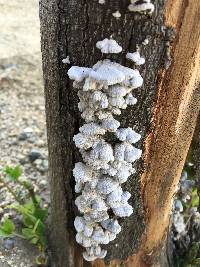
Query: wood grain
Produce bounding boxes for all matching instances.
[126,0,200,266]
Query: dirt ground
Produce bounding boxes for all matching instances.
[0,0,48,266]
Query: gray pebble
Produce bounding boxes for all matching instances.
[39,179,47,186]
[3,238,15,250]
[18,132,29,141]
[34,159,43,165]
[28,150,42,162]
[23,127,33,134]
[10,140,18,145]
[28,137,37,144]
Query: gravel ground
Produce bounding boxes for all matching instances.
[0,0,49,266]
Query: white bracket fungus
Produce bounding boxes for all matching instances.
[112,11,121,18]
[67,39,143,261]
[96,38,122,54]
[126,51,145,65]
[142,38,149,45]
[62,56,70,64]
[128,0,155,14]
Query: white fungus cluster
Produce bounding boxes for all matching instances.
[96,38,122,54]
[126,51,145,65]
[128,0,155,14]
[142,38,149,45]
[62,56,70,64]
[112,11,121,18]
[67,38,143,261]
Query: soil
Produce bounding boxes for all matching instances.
[0,0,48,266]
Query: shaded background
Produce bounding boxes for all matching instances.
[0,1,49,266]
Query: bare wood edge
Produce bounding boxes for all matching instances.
[92,0,200,266]
[126,0,200,265]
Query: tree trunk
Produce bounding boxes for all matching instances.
[39,0,200,266]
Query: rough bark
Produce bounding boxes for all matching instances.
[39,0,200,266]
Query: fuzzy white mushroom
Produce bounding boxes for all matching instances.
[96,38,122,54]
[109,96,127,109]
[116,128,141,143]
[92,227,110,244]
[74,216,86,232]
[125,93,137,105]
[92,198,108,211]
[124,69,144,89]
[115,142,142,163]
[101,219,121,234]
[113,204,133,217]
[73,133,100,150]
[62,56,70,64]
[90,64,125,86]
[68,39,143,261]
[107,187,123,203]
[76,232,97,248]
[83,246,107,261]
[126,52,145,65]
[97,177,119,195]
[142,38,149,45]
[108,85,128,97]
[79,123,106,136]
[73,162,93,184]
[101,117,120,132]
[112,11,121,18]
[115,163,135,183]
[83,141,114,170]
[68,66,92,82]
[75,182,83,193]
[128,0,155,14]
[85,210,109,222]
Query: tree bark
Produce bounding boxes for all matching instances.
[39,0,200,266]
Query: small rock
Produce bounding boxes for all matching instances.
[34,159,43,166]
[19,158,28,165]
[18,132,29,141]
[23,127,33,134]
[39,179,47,186]
[3,238,15,250]
[28,137,37,144]
[10,140,18,145]
[28,150,42,162]
[37,139,45,147]
[19,127,34,141]
[34,159,48,173]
